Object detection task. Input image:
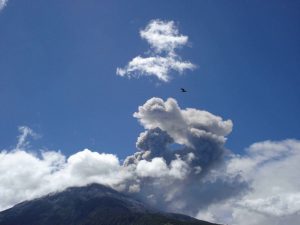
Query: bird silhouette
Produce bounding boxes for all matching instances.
[180,88,187,92]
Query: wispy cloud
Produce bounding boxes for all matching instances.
[116,20,196,82]
[0,0,8,11]
[16,126,38,150]
[197,139,300,225]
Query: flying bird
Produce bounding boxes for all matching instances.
[180,88,187,92]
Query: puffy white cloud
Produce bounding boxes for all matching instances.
[116,19,196,82]
[0,0,8,10]
[140,19,188,54]
[0,129,131,211]
[0,150,65,210]
[136,155,190,179]
[134,97,232,147]
[0,148,130,211]
[136,157,169,178]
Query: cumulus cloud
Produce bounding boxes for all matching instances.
[136,156,190,180]
[1,100,299,225]
[116,19,196,82]
[0,147,129,211]
[0,0,8,10]
[134,98,232,146]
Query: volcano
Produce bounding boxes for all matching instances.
[0,183,220,225]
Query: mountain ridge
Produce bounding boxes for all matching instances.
[0,183,221,225]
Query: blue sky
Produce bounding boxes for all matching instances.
[1,0,300,160]
[2,1,300,224]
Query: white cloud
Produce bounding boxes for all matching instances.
[139,20,188,54]
[116,56,195,82]
[134,97,232,147]
[0,148,130,211]
[136,157,169,178]
[136,155,190,179]
[0,0,8,10]
[16,126,38,149]
[197,139,300,225]
[0,127,134,211]
[116,19,196,82]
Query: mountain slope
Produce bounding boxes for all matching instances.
[0,183,220,225]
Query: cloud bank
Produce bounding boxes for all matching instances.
[197,139,300,225]
[116,20,196,82]
[1,98,299,225]
[0,0,7,11]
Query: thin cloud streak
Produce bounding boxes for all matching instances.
[0,0,8,10]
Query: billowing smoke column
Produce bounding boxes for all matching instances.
[123,98,246,214]
[128,97,232,167]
